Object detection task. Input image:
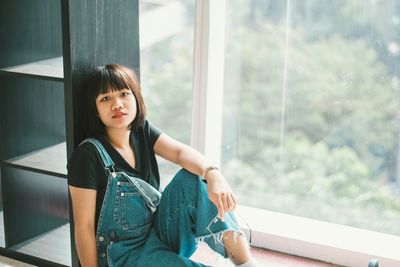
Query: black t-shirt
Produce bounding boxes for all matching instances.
[67,119,162,226]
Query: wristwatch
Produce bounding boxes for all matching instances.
[201,166,219,180]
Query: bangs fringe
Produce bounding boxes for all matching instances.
[96,66,131,95]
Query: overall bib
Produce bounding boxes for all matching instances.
[80,138,244,267]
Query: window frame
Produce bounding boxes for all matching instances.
[191,0,225,166]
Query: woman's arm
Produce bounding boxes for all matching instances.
[69,186,99,267]
[153,133,236,221]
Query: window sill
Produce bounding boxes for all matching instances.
[236,205,400,267]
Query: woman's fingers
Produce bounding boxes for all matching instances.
[205,172,237,222]
[214,192,237,222]
[216,196,225,221]
[227,193,236,211]
[221,192,229,212]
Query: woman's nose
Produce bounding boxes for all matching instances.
[112,98,123,110]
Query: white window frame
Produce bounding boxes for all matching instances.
[191,0,225,166]
[190,1,400,267]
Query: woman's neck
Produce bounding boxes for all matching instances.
[106,128,131,149]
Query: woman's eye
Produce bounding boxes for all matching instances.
[100,96,110,101]
[121,92,130,97]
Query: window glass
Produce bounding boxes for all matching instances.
[222,0,400,235]
[139,0,194,184]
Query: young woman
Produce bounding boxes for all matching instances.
[67,64,257,267]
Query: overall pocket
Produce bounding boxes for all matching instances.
[113,181,152,230]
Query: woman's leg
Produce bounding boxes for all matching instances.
[153,169,251,265]
[137,227,207,267]
[222,231,252,265]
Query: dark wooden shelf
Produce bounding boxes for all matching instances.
[10,223,71,267]
[0,0,141,265]
[0,57,63,82]
[3,142,67,178]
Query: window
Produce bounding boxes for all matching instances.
[221,0,400,236]
[139,0,195,185]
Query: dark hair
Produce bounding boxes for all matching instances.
[85,64,146,137]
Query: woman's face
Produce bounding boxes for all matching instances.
[95,88,137,131]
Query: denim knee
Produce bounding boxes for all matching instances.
[171,169,199,185]
[165,169,202,199]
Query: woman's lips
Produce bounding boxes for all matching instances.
[112,112,127,118]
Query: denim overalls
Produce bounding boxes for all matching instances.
[81,138,244,267]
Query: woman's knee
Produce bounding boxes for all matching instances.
[164,169,203,197]
[172,169,199,186]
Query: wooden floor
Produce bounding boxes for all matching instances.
[0,244,342,267]
[0,256,35,267]
[250,247,340,267]
[190,242,341,266]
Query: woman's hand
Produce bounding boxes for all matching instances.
[205,170,237,221]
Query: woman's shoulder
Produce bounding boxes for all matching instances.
[67,138,105,188]
[72,140,98,157]
[139,118,151,131]
[134,119,162,148]
[68,139,104,169]
[139,119,162,136]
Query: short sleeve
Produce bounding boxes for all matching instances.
[146,120,162,148]
[67,144,99,190]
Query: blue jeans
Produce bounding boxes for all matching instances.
[81,138,242,267]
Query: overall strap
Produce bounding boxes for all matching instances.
[79,138,115,174]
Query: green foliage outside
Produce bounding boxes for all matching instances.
[142,0,400,235]
[222,0,400,235]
